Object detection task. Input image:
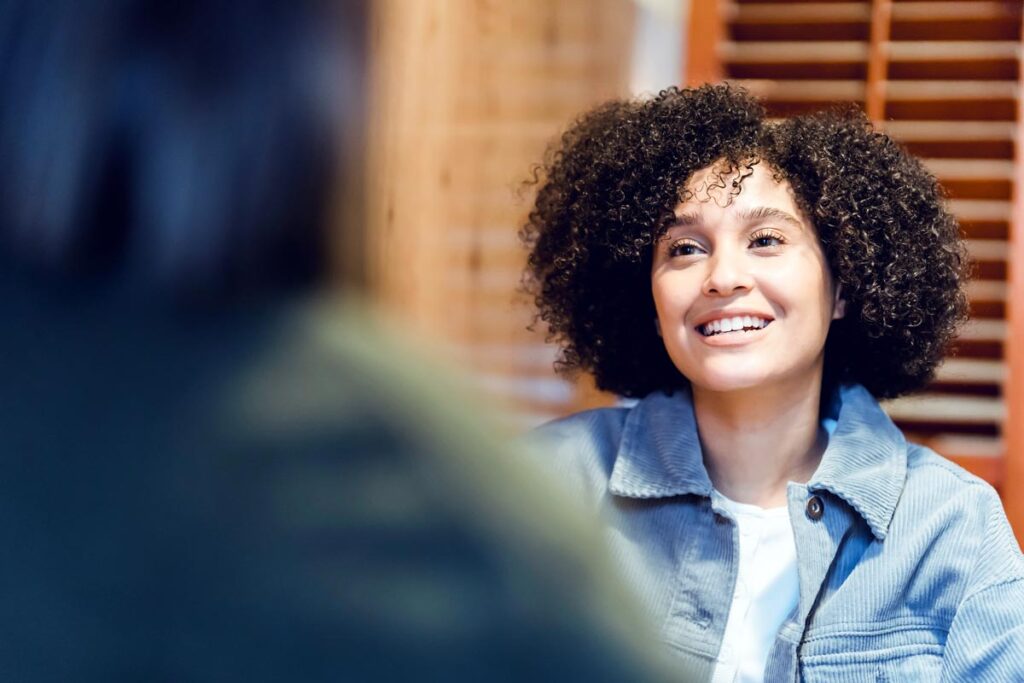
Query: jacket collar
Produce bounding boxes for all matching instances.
[608,384,907,540]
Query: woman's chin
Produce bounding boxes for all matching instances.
[680,360,789,395]
[689,374,772,395]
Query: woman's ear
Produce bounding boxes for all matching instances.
[832,284,847,320]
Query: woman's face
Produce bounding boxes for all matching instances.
[650,161,845,395]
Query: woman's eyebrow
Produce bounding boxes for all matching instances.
[666,207,804,231]
[667,212,702,228]
[738,206,804,230]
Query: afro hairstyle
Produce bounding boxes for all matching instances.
[520,84,969,400]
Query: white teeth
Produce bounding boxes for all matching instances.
[699,316,771,337]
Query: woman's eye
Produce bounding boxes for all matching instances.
[668,241,702,257]
[750,231,784,248]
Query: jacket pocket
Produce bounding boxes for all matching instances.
[798,621,945,683]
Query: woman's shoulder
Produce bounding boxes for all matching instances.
[898,442,1023,588]
[533,404,632,444]
[524,405,634,504]
[901,442,1007,514]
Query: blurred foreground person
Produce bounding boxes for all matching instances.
[0,1,677,680]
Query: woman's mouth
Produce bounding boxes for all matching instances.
[698,316,773,337]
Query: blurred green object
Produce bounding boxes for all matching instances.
[0,281,681,682]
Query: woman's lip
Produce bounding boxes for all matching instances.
[692,313,775,329]
[697,323,771,347]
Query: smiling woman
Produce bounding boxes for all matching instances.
[521,85,1024,682]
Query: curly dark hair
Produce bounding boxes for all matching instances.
[520,84,969,400]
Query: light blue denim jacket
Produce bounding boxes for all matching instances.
[531,384,1024,682]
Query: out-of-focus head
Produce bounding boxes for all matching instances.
[0,0,365,300]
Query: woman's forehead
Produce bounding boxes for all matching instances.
[674,161,809,229]
[667,162,819,240]
[680,161,795,212]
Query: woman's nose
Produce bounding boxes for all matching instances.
[701,249,754,296]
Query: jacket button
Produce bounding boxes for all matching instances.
[806,495,824,520]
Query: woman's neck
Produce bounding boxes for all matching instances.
[692,374,828,508]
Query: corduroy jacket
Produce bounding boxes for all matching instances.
[531,384,1024,682]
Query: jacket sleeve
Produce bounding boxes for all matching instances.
[940,485,1024,682]
[941,578,1024,682]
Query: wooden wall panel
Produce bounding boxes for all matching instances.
[364,0,635,426]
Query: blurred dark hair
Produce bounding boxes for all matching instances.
[0,0,365,298]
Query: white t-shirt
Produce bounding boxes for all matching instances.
[709,493,799,683]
